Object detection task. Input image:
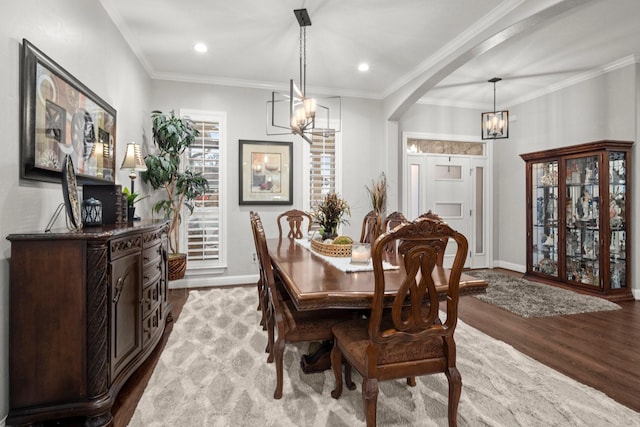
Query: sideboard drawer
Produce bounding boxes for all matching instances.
[142,241,162,266]
[142,305,163,347]
[143,260,162,286]
[142,277,161,317]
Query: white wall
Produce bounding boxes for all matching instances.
[150,80,387,281]
[0,0,152,421]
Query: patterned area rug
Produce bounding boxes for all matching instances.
[467,270,621,318]
[128,286,639,427]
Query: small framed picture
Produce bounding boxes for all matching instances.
[239,140,292,205]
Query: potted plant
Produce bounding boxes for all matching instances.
[122,187,147,221]
[142,110,209,280]
[365,172,387,216]
[313,192,351,240]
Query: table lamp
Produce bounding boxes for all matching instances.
[120,142,147,194]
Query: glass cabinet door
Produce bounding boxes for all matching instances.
[609,151,627,289]
[565,155,599,286]
[532,161,558,276]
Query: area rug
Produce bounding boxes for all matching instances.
[467,269,621,318]
[128,286,639,427]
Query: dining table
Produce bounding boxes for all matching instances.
[266,237,488,373]
[266,237,488,312]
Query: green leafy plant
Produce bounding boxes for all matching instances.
[313,193,351,239]
[365,172,387,216]
[142,110,209,254]
[122,187,148,208]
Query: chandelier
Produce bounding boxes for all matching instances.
[267,8,341,144]
[481,77,509,140]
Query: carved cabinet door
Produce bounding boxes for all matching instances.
[110,252,142,379]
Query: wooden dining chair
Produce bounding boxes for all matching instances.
[249,212,270,334]
[360,210,382,243]
[381,211,408,232]
[330,218,469,427]
[277,209,313,239]
[253,213,353,399]
[416,210,448,267]
[381,211,408,253]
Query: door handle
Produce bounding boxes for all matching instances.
[113,277,125,303]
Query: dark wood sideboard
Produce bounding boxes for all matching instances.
[6,221,171,426]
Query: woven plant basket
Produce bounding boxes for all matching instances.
[310,239,352,257]
[168,253,187,280]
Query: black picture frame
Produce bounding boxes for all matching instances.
[20,39,117,184]
[239,140,293,205]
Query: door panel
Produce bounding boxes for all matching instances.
[407,154,487,269]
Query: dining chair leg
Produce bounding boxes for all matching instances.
[273,340,286,399]
[266,306,275,363]
[446,367,462,427]
[345,362,356,391]
[260,287,269,331]
[257,283,266,329]
[362,378,379,427]
[330,345,343,399]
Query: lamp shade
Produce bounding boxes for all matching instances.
[120,142,147,172]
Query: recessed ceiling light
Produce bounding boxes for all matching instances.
[194,42,208,53]
[358,63,370,72]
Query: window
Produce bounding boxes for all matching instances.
[180,109,227,273]
[304,129,341,212]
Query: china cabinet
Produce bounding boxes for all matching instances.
[520,140,633,301]
[6,221,170,426]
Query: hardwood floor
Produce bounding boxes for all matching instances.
[457,269,640,414]
[111,275,640,426]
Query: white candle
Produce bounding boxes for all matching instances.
[351,243,371,263]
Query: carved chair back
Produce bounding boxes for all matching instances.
[360,210,382,243]
[277,209,313,240]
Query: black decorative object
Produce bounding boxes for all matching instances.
[82,198,103,226]
[61,155,82,230]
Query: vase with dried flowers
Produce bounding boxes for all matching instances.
[365,172,387,216]
[313,193,351,240]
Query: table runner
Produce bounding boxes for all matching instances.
[295,239,399,273]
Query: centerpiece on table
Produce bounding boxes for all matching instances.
[313,192,351,240]
[310,193,353,257]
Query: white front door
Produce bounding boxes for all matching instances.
[406,153,488,269]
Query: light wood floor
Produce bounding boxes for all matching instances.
[111,274,640,426]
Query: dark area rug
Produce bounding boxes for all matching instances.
[467,269,621,318]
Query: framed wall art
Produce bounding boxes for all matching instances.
[239,140,292,205]
[20,39,117,184]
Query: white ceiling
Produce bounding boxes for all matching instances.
[99,0,640,110]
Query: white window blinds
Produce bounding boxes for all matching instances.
[182,113,223,266]
[308,130,336,209]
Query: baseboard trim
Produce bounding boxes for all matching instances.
[493,260,526,273]
[168,274,258,289]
